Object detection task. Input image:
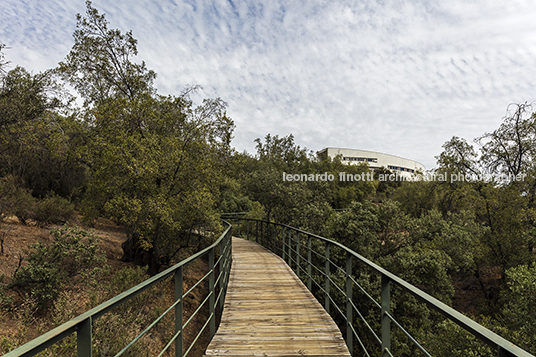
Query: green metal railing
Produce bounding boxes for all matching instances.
[231,218,533,357]
[4,221,233,357]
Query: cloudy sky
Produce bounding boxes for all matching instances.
[2,0,536,168]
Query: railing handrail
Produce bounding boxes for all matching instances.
[232,218,533,357]
[5,221,233,357]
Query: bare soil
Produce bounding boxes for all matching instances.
[0,215,211,357]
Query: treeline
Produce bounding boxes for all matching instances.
[223,111,536,354]
[1,1,535,355]
[1,2,233,277]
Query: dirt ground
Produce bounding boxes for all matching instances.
[0,215,212,357]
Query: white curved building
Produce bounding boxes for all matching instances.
[318,147,425,178]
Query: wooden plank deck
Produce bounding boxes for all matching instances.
[205,237,351,357]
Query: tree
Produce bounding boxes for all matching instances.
[502,263,536,354]
[477,103,536,177]
[0,43,10,75]
[57,2,235,273]
[0,66,84,199]
[0,66,65,128]
[58,0,156,106]
[254,133,311,171]
[436,136,480,177]
[81,95,233,273]
[244,134,333,231]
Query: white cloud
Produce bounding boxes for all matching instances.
[2,0,536,168]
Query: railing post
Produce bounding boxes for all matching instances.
[307,235,312,291]
[261,221,264,247]
[246,220,249,241]
[175,266,183,357]
[282,227,287,262]
[272,223,276,253]
[77,317,92,357]
[296,231,301,276]
[225,230,232,292]
[381,274,391,357]
[209,248,216,339]
[255,220,258,243]
[286,228,291,265]
[346,252,353,354]
[218,239,225,315]
[324,242,330,313]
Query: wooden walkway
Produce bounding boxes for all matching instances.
[205,237,351,357]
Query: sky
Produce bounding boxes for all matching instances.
[2,0,536,169]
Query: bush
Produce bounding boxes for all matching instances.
[11,224,107,309]
[0,175,74,225]
[0,175,34,223]
[32,195,74,225]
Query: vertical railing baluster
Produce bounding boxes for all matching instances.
[246,220,249,241]
[77,317,92,357]
[175,266,183,357]
[381,274,391,357]
[307,235,312,291]
[346,251,353,355]
[209,248,215,339]
[324,242,330,313]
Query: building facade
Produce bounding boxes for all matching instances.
[318,147,425,178]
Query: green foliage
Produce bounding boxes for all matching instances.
[91,266,167,357]
[58,0,156,104]
[11,225,107,309]
[0,176,74,225]
[435,136,481,177]
[0,66,65,128]
[0,274,13,309]
[324,200,380,259]
[0,175,35,223]
[0,65,86,199]
[501,263,536,353]
[243,201,265,220]
[254,133,311,171]
[55,3,235,273]
[32,195,75,225]
[477,103,536,177]
[420,319,494,356]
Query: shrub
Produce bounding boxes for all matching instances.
[0,175,34,223]
[0,175,74,225]
[32,195,74,225]
[11,224,108,309]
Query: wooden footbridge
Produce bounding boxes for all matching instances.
[4,219,533,357]
[205,237,350,356]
